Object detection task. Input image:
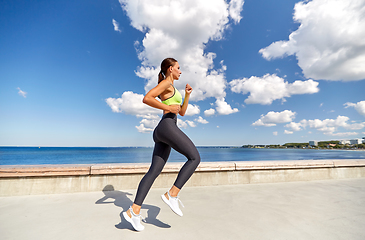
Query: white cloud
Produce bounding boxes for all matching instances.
[273,131,278,136]
[106,92,163,133]
[136,118,159,133]
[112,19,122,32]
[285,121,304,131]
[229,74,319,105]
[17,87,27,98]
[344,101,365,116]
[285,115,365,136]
[195,116,209,124]
[105,91,160,116]
[204,108,216,117]
[135,124,153,133]
[177,119,196,128]
[330,132,359,137]
[118,0,244,98]
[118,0,242,98]
[252,120,275,127]
[284,130,293,134]
[187,120,196,128]
[306,116,365,131]
[229,0,245,24]
[259,0,365,81]
[253,110,296,127]
[177,119,188,129]
[215,98,239,115]
[185,104,200,116]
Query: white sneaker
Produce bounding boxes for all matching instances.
[123,207,145,231]
[161,192,184,217]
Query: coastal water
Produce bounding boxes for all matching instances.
[1,147,365,166]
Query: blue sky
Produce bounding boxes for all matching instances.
[1,0,364,147]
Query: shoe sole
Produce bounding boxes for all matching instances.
[161,194,183,217]
[123,212,144,231]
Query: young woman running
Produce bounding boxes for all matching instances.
[123,58,201,231]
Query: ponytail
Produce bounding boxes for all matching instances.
[158,70,165,84]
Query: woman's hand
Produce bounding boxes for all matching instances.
[179,83,192,116]
[169,105,181,114]
[185,83,193,95]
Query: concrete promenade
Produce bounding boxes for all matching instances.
[1,178,365,240]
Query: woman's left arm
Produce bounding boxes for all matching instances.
[179,83,193,116]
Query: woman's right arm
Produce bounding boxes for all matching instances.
[142,80,180,114]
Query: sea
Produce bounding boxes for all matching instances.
[1,146,365,166]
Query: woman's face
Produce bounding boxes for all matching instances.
[170,62,182,80]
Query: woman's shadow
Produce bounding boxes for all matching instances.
[95,185,170,231]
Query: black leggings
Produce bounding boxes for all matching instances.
[134,113,200,206]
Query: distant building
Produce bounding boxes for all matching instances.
[339,140,351,145]
[350,139,364,145]
[309,141,318,146]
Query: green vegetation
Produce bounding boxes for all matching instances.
[353,144,365,149]
[317,141,340,148]
[283,143,309,148]
[267,145,286,149]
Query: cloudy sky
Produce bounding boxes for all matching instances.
[1,0,365,147]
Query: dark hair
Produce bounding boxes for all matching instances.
[158,58,178,84]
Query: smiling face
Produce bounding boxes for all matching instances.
[170,62,182,80]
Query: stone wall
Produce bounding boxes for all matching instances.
[1,160,365,196]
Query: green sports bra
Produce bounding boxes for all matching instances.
[161,86,182,106]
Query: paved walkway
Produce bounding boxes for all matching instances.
[1,178,365,240]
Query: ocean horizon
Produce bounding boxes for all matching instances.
[1,146,365,166]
